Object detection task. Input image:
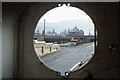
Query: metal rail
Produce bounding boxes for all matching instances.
[64,58,91,76]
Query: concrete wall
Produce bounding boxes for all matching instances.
[69,3,120,78]
[2,2,120,79]
[2,6,17,78]
[0,25,2,79]
[34,40,60,57]
[0,1,2,79]
[16,2,120,78]
[16,3,58,78]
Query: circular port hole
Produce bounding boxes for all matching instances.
[33,4,97,76]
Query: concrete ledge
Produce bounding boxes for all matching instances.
[34,40,60,57]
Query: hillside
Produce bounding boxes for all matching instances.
[35,19,94,35]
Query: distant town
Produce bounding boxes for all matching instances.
[34,26,96,45]
[34,26,93,37]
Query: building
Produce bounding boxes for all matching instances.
[46,29,57,36]
[2,2,120,79]
[68,27,84,37]
[60,27,84,37]
[60,30,67,37]
[34,29,41,37]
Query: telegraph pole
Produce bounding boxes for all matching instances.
[44,19,46,40]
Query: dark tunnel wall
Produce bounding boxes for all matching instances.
[2,2,120,78]
[69,3,120,78]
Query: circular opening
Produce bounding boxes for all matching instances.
[33,4,97,76]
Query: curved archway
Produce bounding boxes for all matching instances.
[33,3,97,76]
[18,2,99,78]
[3,2,120,79]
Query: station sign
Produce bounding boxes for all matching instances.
[71,37,78,41]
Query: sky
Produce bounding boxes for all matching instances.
[36,4,94,35]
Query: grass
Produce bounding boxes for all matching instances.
[59,42,94,47]
[77,42,94,46]
[59,42,77,47]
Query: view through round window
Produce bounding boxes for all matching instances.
[33,4,96,76]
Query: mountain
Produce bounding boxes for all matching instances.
[35,19,94,35]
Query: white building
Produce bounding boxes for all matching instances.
[60,27,84,37]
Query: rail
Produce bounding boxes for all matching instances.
[64,58,92,76]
